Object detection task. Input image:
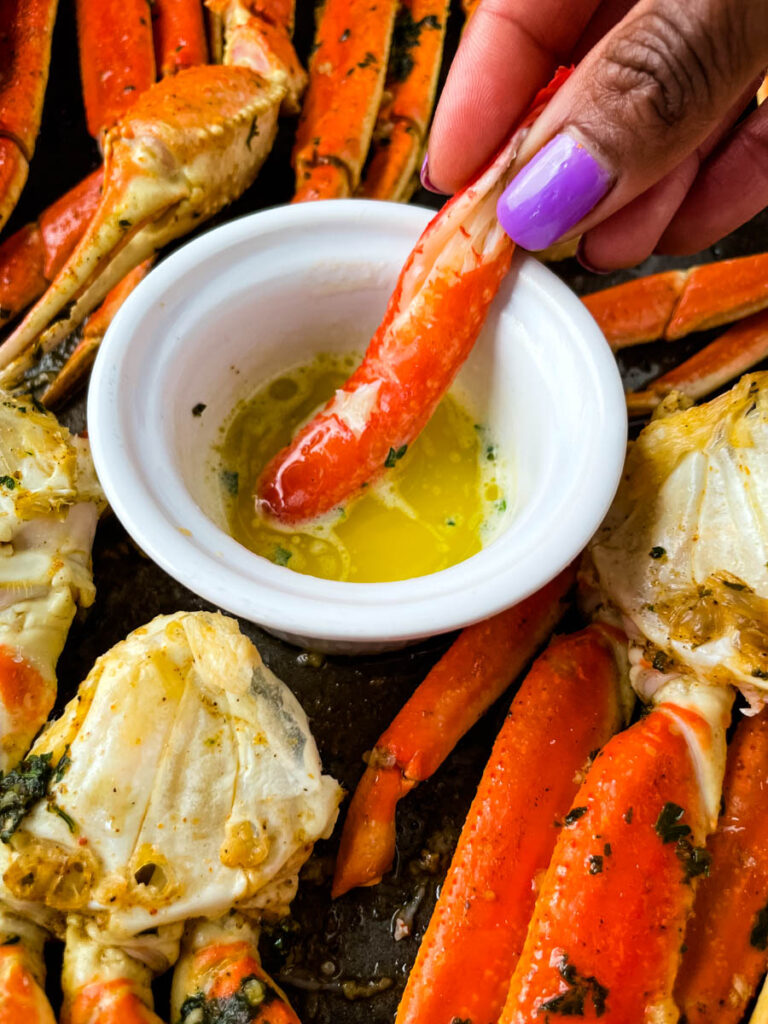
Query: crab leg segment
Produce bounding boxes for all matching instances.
[153,0,210,77]
[61,921,165,1024]
[42,258,153,408]
[0,65,284,385]
[499,685,733,1024]
[0,914,55,1024]
[332,565,575,898]
[675,710,768,1024]
[627,308,768,416]
[209,0,306,114]
[171,916,299,1024]
[0,169,103,326]
[395,624,627,1024]
[583,253,768,350]
[261,69,571,523]
[358,0,449,201]
[0,0,59,230]
[76,0,156,141]
[292,0,398,200]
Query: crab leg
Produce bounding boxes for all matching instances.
[0,170,103,326]
[395,624,628,1024]
[627,308,768,416]
[61,919,165,1024]
[0,912,55,1023]
[41,259,153,407]
[292,0,398,201]
[0,2,206,331]
[171,915,299,1024]
[499,684,733,1023]
[357,0,449,201]
[0,0,59,230]
[0,63,284,386]
[261,69,571,523]
[674,710,768,1024]
[153,0,210,77]
[332,564,575,898]
[583,252,768,350]
[76,0,156,142]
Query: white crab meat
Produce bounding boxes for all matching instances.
[590,373,768,702]
[0,393,104,769]
[0,611,342,964]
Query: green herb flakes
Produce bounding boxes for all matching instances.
[384,444,408,468]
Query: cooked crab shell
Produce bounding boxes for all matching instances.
[589,372,768,703]
[0,611,342,954]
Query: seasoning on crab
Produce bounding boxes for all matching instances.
[0,611,342,1023]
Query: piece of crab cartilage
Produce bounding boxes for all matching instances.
[153,0,210,77]
[675,710,768,1024]
[499,683,733,1024]
[395,624,628,1024]
[358,0,449,202]
[172,915,299,1024]
[0,0,59,229]
[627,308,768,416]
[0,912,55,1024]
[0,168,103,327]
[0,66,284,386]
[0,393,104,771]
[261,67,572,523]
[210,0,306,114]
[76,0,157,141]
[584,253,768,350]
[292,0,399,200]
[61,918,165,1024]
[42,258,153,408]
[332,565,575,898]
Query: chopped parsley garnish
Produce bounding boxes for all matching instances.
[485,444,496,461]
[496,499,507,513]
[221,469,239,497]
[564,806,588,827]
[655,802,691,844]
[652,650,669,672]
[588,855,603,875]
[54,748,71,782]
[0,476,16,489]
[384,444,408,467]
[538,953,608,1017]
[179,972,277,1022]
[192,402,207,417]
[273,546,292,566]
[675,839,711,882]
[649,546,666,559]
[752,668,768,679]
[0,753,54,842]
[48,803,76,833]
[388,9,441,83]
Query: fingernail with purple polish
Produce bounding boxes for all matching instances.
[420,154,447,195]
[497,133,613,251]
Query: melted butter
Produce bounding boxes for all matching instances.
[216,353,509,583]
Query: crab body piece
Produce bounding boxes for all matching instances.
[0,611,341,1021]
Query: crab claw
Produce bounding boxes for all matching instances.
[0,65,285,386]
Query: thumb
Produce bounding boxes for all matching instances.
[496,0,768,251]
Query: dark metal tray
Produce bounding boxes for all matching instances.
[5,2,768,1019]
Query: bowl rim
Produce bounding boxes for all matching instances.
[88,199,627,646]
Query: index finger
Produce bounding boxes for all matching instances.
[425,0,603,193]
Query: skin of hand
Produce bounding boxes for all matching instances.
[422,0,768,269]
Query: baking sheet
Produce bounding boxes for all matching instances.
[5,2,768,1018]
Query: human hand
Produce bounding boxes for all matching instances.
[422,0,768,269]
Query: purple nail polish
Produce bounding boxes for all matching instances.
[497,134,613,251]
[420,154,448,195]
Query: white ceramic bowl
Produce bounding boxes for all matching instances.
[88,200,626,653]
